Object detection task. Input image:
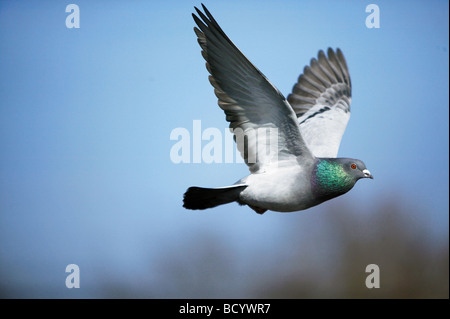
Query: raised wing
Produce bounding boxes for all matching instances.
[193,5,314,173]
[287,48,352,158]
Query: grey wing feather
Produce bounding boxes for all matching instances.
[287,48,352,158]
[193,5,314,172]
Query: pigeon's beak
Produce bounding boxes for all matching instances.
[362,169,373,179]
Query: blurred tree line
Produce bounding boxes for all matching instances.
[103,197,448,298]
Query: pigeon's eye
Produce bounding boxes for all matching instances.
[351,163,357,169]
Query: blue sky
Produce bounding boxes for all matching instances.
[0,0,448,297]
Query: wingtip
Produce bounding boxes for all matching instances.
[318,49,326,59]
[328,47,346,59]
[193,4,207,12]
[201,3,211,16]
[192,11,206,29]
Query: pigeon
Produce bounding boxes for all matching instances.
[183,4,373,214]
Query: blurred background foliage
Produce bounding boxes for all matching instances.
[98,198,448,299]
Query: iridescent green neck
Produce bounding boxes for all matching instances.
[312,159,355,198]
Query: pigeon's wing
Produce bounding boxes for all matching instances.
[287,48,351,158]
[193,5,314,173]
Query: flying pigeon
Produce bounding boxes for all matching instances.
[183,4,373,214]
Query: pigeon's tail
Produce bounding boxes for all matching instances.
[183,185,247,210]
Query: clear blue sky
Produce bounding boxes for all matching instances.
[0,0,448,297]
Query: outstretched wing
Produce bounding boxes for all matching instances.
[193,5,314,173]
[287,48,352,158]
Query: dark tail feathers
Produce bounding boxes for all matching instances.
[183,185,247,210]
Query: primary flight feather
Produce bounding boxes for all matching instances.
[183,4,373,214]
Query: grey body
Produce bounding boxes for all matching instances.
[237,159,316,212]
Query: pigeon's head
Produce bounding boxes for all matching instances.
[338,158,373,181]
[312,158,373,199]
